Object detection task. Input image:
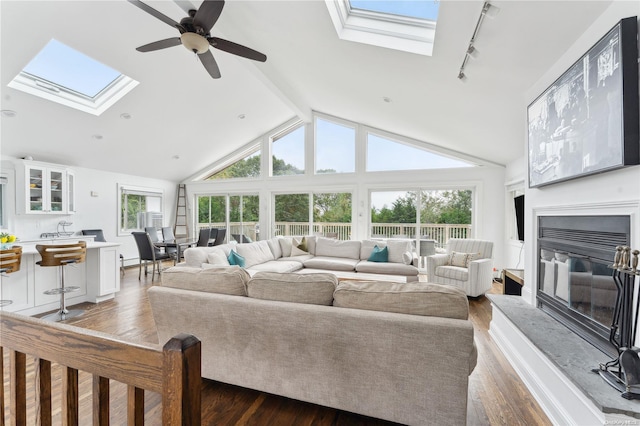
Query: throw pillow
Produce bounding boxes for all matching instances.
[290,244,309,256]
[448,251,478,268]
[227,250,246,267]
[367,245,388,262]
[297,236,308,252]
[449,251,469,267]
[207,250,230,266]
[402,251,413,265]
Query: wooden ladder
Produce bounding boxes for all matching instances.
[174,184,188,238]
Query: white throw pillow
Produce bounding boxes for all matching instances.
[386,240,412,264]
[207,249,230,266]
[402,251,413,265]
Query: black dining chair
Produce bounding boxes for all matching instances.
[82,229,125,275]
[197,228,211,247]
[132,232,171,281]
[212,228,226,246]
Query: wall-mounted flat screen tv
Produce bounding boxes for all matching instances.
[528,16,639,188]
[514,195,525,242]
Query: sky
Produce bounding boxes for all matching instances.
[350,0,440,21]
[23,39,120,98]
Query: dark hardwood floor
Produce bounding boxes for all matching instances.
[3,265,551,425]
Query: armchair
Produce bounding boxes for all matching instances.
[426,238,494,297]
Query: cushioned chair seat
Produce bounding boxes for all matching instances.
[303,256,359,271]
[248,260,304,274]
[355,261,418,276]
[435,265,469,281]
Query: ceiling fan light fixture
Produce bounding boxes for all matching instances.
[180,32,209,54]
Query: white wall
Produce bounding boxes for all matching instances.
[520,2,640,304]
[1,157,177,263]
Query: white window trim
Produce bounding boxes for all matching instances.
[8,72,138,116]
[324,0,436,56]
[117,184,164,236]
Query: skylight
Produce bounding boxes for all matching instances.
[325,0,438,56]
[349,1,439,21]
[8,39,138,116]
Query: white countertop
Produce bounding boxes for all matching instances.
[13,240,120,255]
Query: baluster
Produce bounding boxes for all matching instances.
[36,358,52,426]
[10,350,26,426]
[62,367,79,426]
[93,376,110,426]
[1,347,4,426]
[127,386,144,426]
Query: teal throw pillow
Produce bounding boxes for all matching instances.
[368,245,388,263]
[227,250,246,267]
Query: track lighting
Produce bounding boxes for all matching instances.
[457,1,499,81]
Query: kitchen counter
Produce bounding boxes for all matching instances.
[1,239,121,316]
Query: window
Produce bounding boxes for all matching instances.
[119,185,163,235]
[349,1,439,20]
[205,147,261,180]
[272,124,305,176]
[370,189,472,247]
[315,118,355,174]
[8,39,138,116]
[274,192,353,240]
[325,0,438,55]
[366,133,474,172]
[313,192,352,239]
[197,194,260,242]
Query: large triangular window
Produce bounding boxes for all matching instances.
[366,132,475,172]
[206,148,261,180]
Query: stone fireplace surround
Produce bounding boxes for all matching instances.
[489,201,640,425]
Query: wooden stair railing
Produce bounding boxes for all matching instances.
[0,311,201,425]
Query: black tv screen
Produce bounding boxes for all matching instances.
[514,195,525,242]
[527,16,639,188]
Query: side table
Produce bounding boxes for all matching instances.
[502,268,524,295]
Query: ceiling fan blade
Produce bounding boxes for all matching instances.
[209,37,267,62]
[128,0,181,29]
[193,0,225,34]
[198,50,221,79]
[136,38,182,52]
[174,0,197,15]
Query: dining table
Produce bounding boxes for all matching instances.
[154,238,198,265]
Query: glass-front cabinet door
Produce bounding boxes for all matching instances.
[24,162,74,214]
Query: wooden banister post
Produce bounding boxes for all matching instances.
[10,350,26,426]
[162,334,201,426]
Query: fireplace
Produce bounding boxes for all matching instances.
[537,215,630,358]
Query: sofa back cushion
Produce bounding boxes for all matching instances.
[160,265,249,296]
[447,239,493,259]
[361,239,412,264]
[360,239,386,260]
[266,237,283,259]
[235,240,275,268]
[333,281,469,320]
[315,237,361,260]
[247,271,337,305]
[279,236,317,257]
[183,242,237,267]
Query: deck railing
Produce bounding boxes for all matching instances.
[0,311,201,425]
[198,222,471,247]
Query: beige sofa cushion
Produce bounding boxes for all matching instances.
[183,241,237,267]
[247,271,337,305]
[160,265,249,296]
[235,240,275,268]
[333,281,468,320]
[386,240,413,264]
[315,237,361,259]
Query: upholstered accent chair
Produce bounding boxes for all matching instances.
[426,239,494,297]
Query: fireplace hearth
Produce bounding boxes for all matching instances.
[537,215,630,357]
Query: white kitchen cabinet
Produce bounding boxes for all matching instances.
[23,161,74,214]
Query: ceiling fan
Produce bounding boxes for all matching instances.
[128,0,267,79]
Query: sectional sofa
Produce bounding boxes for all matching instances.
[149,267,477,424]
[181,235,420,282]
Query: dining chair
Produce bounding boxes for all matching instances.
[212,228,226,246]
[81,229,125,275]
[162,227,175,242]
[197,228,211,247]
[146,226,176,258]
[132,232,171,281]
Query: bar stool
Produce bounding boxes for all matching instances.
[0,246,22,307]
[37,241,86,321]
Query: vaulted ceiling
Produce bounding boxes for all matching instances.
[0,1,612,181]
